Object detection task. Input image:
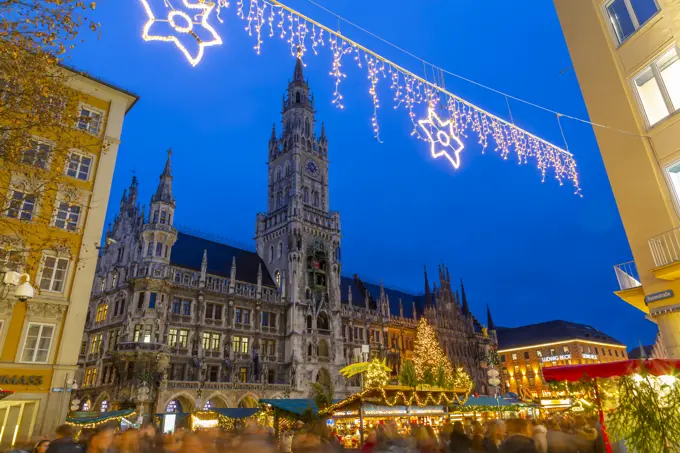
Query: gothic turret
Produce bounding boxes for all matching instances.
[487,305,496,331]
[460,279,470,316]
[424,266,432,307]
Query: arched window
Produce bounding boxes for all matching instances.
[166,399,181,413]
[306,315,313,331]
[307,342,313,357]
[312,191,319,208]
[277,242,283,259]
[296,92,301,103]
[152,210,159,223]
[318,340,329,357]
[305,119,310,136]
[303,188,309,203]
[269,246,274,263]
[275,167,282,181]
[274,270,281,287]
[276,192,282,209]
[284,162,291,176]
[317,313,329,331]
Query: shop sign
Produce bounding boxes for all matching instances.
[540,399,571,407]
[0,375,43,385]
[582,353,598,360]
[541,354,571,362]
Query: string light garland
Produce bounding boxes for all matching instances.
[139,0,581,193]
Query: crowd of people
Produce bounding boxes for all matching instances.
[6,414,629,453]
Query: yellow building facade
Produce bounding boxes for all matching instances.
[0,67,137,444]
[553,0,680,357]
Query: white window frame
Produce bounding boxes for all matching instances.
[64,149,95,182]
[19,322,55,364]
[602,0,660,46]
[52,198,83,232]
[632,46,680,128]
[5,188,37,221]
[37,252,70,293]
[21,137,54,170]
[75,103,105,136]
[662,157,680,216]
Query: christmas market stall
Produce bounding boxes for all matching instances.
[65,409,136,432]
[187,408,262,431]
[449,395,537,420]
[542,358,680,453]
[259,398,339,436]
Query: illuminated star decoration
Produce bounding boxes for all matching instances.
[141,0,223,67]
[418,108,465,170]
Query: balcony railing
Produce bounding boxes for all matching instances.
[614,261,642,290]
[166,381,291,392]
[115,342,169,353]
[649,227,680,267]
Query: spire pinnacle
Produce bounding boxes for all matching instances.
[271,123,277,140]
[424,266,432,307]
[461,279,470,315]
[293,53,304,82]
[487,304,495,331]
[152,149,174,205]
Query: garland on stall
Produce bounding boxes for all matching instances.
[138,0,581,193]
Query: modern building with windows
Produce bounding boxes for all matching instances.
[497,320,627,400]
[0,67,137,444]
[553,0,680,357]
[75,59,498,417]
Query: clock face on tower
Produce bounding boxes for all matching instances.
[305,159,320,177]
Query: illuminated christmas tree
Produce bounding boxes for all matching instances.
[413,318,473,391]
[413,318,454,386]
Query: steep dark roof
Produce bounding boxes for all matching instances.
[340,275,424,319]
[170,232,275,287]
[628,345,654,359]
[496,320,624,350]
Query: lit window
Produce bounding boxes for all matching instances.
[54,202,81,231]
[178,329,188,348]
[77,106,102,134]
[21,140,51,169]
[111,272,117,288]
[511,353,517,361]
[239,367,248,383]
[21,323,54,363]
[95,303,108,322]
[168,328,178,347]
[605,0,659,44]
[233,336,241,353]
[241,337,249,354]
[634,47,680,126]
[38,256,69,292]
[134,324,141,342]
[143,325,152,343]
[274,271,281,287]
[7,190,36,221]
[66,152,93,180]
[536,350,542,357]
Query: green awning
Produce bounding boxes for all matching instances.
[66,409,135,425]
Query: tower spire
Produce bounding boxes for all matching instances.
[293,51,304,82]
[424,266,432,307]
[152,149,174,204]
[460,279,470,316]
[487,304,496,331]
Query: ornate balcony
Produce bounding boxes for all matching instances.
[115,342,169,353]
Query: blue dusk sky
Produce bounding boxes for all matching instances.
[68,0,656,347]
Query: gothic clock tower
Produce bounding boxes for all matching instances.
[255,57,344,396]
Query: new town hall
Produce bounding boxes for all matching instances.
[75,60,498,415]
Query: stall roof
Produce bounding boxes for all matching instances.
[66,409,135,425]
[260,399,340,416]
[542,358,680,382]
[210,408,260,419]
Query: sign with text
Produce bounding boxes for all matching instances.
[645,290,674,304]
[0,368,52,392]
[541,354,571,362]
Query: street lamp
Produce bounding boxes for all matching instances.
[0,269,34,301]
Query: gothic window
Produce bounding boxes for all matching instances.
[274,270,281,287]
[305,119,310,136]
[317,313,330,331]
[303,188,309,203]
[296,92,301,103]
[284,188,289,203]
[269,246,274,263]
[284,162,291,176]
[312,191,319,208]
[307,342,313,357]
[147,242,154,256]
[277,242,283,259]
[306,315,313,331]
[276,192,283,209]
[156,243,163,256]
[160,211,167,224]
[152,210,159,223]
[275,166,282,182]
[318,340,329,357]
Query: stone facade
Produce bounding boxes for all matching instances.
[75,59,497,416]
